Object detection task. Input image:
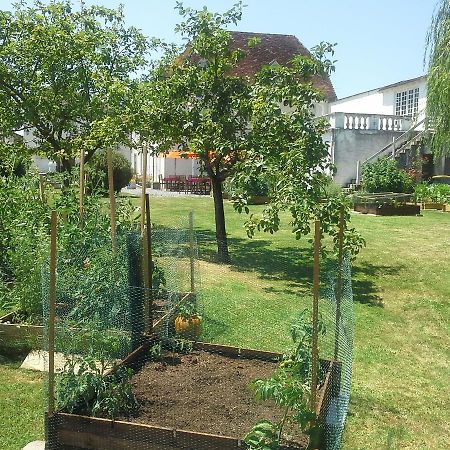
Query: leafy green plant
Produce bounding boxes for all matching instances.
[244,420,280,450]
[244,311,325,450]
[87,149,133,194]
[0,175,50,319]
[362,157,414,193]
[413,183,450,203]
[56,360,138,419]
[0,141,30,177]
[162,336,194,354]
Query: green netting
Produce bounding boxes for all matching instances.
[41,210,353,450]
[319,255,354,450]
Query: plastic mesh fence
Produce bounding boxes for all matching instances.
[41,212,353,450]
[42,214,203,448]
[319,255,354,450]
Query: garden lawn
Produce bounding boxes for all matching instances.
[0,355,44,450]
[147,196,450,450]
[1,195,449,449]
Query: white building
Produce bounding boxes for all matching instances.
[324,75,450,186]
[25,35,449,188]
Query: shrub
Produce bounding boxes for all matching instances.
[224,175,271,198]
[0,142,31,177]
[362,157,414,193]
[87,149,132,193]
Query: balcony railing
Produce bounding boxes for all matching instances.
[322,112,413,131]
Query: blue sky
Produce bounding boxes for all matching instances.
[0,0,437,98]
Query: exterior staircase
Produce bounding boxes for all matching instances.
[350,117,432,189]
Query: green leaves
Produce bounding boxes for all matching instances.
[425,0,450,156]
[0,1,149,166]
[244,420,280,450]
[246,312,323,447]
[362,157,414,193]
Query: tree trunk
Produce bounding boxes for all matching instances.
[211,177,230,263]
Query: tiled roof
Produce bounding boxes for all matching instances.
[228,31,337,101]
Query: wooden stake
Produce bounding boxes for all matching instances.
[145,194,153,331]
[107,148,117,255]
[334,206,345,360]
[310,219,321,412]
[142,225,150,333]
[48,210,57,416]
[79,149,85,225]
[39,173,46,203]
[140,144,148,235]
[189,211,195,294]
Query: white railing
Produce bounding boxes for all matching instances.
[323,112,413,131]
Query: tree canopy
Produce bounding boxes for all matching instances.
[0,0,148,169]
[147,3,362,261]
[426,0,450,156]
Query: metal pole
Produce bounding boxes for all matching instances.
[107,148,117,254]
[334,207,345,360]
[310,220,321,412]
[356,160,361,186]
[48,211,57,416]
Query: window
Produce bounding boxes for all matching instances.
[395,87,419,116]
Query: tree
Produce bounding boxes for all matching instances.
[149,2,251,262]
[231,42,365,257]
[426,0,450,156]
[0,0,148,171]
[150,3,343,262]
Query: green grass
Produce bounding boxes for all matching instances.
[1,195,449,449]
[0,354,44,450]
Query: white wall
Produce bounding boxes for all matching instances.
[330,77,427,118]
[330,89,388,115]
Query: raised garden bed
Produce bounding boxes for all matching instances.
[47,341,337,450]
[0,312,43,348]
[353,192,420,216]
[354,203,420,216]
[444,204,450,212]
[422,202,444,210]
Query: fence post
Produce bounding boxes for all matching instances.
[142,224,150,333]
[310,219,321,412]
[39,173,46,203]
[79,149,85,225]
[145,194,153,333]
[107,148,117,254]
[334,207,345,360]
[140,143,148,235]
[189,211,195,294]
[48,210,57,416]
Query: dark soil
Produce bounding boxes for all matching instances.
[121,350,308,448]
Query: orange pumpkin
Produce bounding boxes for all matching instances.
[174,314,202,338]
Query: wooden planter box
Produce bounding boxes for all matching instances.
[422,202,444,210]
[0,312,43,348]
[248,195,270,205]
[443,204,450,212]
[354,203,420,216]
[46,341,338,450]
